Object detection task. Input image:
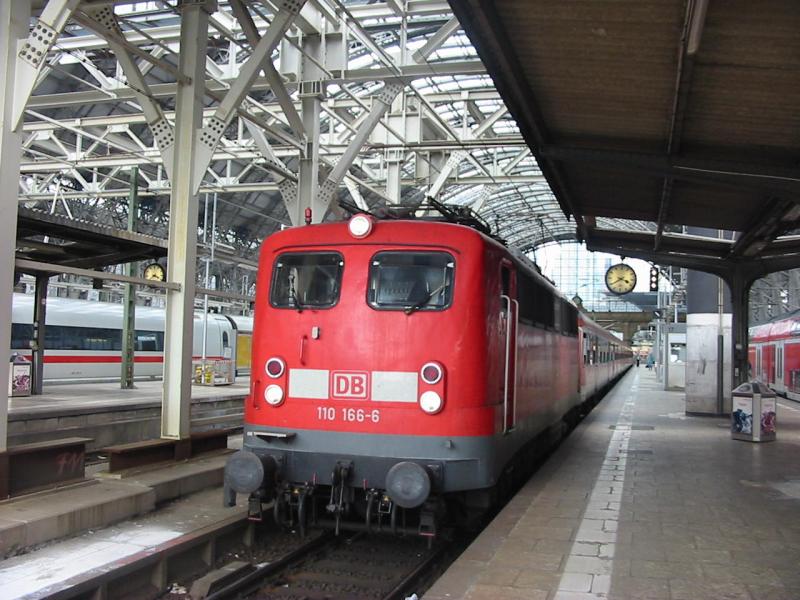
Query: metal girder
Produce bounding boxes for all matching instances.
[12,0,79,129]
[229,0,305,138]
[25,61,487,110]
[318,83,403,210]
[539,145,800,195]
[77,4,178,182]
[344,178,368,211]
[15,258,179,290]
[191,0,308,195]
[425,106,508,199]
[243,120,298,183]
[728,199,800,258]
[412,16,460,62]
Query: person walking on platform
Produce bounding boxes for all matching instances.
[636,355,640,367]
[646,354,654,369]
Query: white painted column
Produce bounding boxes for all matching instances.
[161,1,212,440]
[0,0,31,455]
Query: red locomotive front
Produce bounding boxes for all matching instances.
[224,217,509,531]
[249,218,493,438]
[223,214,625,534]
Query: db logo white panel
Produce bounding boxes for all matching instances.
[288,369,330,399]
[331,371,369,399]
[288,369,417,402]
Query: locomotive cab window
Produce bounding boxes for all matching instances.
[368,251,454,312]
[271,252,344,309]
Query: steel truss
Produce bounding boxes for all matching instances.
[18,0,571,275]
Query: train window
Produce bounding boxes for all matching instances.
[11,323,34,349]
[43,325,122,351]
[368,251,454,312]
[270,252,344,309]
[562,302,578,336]
[135,331,163,352]
[517,273,554,328]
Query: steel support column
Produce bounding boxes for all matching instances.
[729,273,754,388]
[161,0,212,441]
[31,273,49,396]
[0,0,30,456]
[121,166,139,389]
[295,85,323,224]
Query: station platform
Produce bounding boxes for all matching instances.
[425,368,800,600]
[7,377,249,450]
[0,485,246,599]
[0,434,241,560]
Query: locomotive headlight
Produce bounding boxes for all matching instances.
[265,357,285,378]
[348,214,373,238]
[419,390,443,414]
[420,362,443,385]
[264,384,284,406]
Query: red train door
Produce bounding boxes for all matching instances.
[775,341,785,391]
[500,262,518,432]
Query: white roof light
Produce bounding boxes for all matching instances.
[348,214,373,239]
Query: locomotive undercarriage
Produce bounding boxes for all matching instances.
[249,463,445,540]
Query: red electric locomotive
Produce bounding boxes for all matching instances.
[224,214,630,535]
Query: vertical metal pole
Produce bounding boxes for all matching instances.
[716,237,725,412]
[202,193,216,361]
[297,91,322,223]
[656,290,663,381]
[664,320,670,390]
[31,273,48,395]
[0,0,29,469]
[121,166,139,389]
[161,0,211,441]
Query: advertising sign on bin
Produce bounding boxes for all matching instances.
[731,381,776,443]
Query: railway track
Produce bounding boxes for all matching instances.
[195,531,450,600]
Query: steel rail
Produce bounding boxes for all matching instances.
[204,531,337,600]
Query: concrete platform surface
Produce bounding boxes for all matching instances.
[7,378,249,450]
[9,376,250,417]
[424,369,800,600]
[0,487,246,599]
[0,447,236,558]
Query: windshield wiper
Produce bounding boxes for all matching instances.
[404,282,446,315]
[288,273,305,312]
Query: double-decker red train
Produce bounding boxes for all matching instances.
[224,214,631,536]
[749,312,800,400]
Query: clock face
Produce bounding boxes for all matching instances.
[143,263,165,282]
[605,263,636,295]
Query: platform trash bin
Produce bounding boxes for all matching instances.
[731,381,776,442]
[8,353,32,397]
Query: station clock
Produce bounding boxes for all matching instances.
[143,262,166,282]
[604,263,636,295]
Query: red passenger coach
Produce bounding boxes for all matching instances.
[749,313,800,400]
[224,215,630,535]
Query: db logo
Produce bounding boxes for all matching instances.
[331,371,369,399]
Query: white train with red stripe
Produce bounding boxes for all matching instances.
[223,214,631,536]
[11,294,250,382]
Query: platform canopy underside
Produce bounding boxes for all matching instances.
[449,0,800,273]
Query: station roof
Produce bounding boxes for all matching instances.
[16,207,166,271]
[449,0,800,275]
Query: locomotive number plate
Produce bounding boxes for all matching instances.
[317,406,381,424]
